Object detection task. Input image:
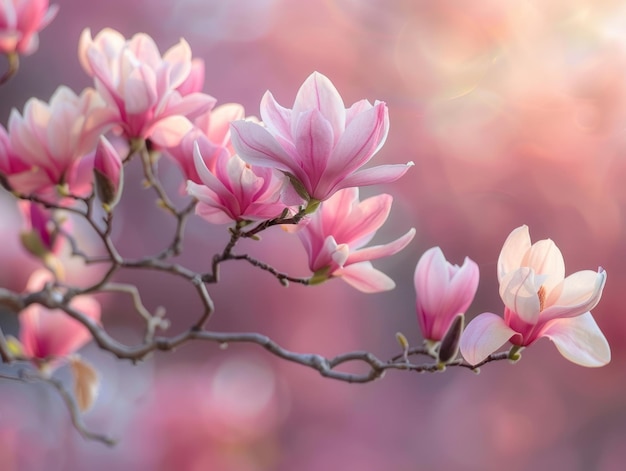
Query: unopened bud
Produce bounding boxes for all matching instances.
[395,332,410,351]
[437,313,464,365]
[284,172,310,202]
[94,136,123,211]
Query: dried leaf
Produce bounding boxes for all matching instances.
[69,356,100,412]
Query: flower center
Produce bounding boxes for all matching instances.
[537,285,546,312]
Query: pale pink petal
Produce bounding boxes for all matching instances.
[460,313,517,365]
[7,169,52,195]
[127,33,162,69]
[230,120,295,172]
[442,256,481,315]
[348,228,415,264]
[40,3,59,28]
[499,267,541,324]
[292,72,346,139]
[345,99,373,126]
[159,92,216,120]
[204,103,246,145]
[523,239,565,291]
[331,162,414,195]
[188,181,236,224]
[497,225,531,282]
[414,247,451,321]
[162,38,193,90]
[324,102,387,178]
[540,312,610,367]
[318,186,358,236]
[260,91,292,140]
[176,58,205,96]
[124,65,158,114]
[148,115,194,147]
[339,193,392,247]
[541,269,607,322]
[334,261,396,293]
[294,109,334,187]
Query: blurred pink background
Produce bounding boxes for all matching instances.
[2,0,626,469]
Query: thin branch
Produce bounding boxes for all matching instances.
[228,253,310,286]
[98,283,169,342]
[20,370,116,446]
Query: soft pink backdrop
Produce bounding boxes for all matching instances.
[1,0,625,469]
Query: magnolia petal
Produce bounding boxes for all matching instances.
[460,313,516,365]
[176,58,205,96]
[128,33,162,69]
[414,247,451,321]
[542,269,607,322]
[497,225,531,282]
[205,103,246,145]
[499,267,541,325]
[331,162,414,195]
[523,239,565,292]
[338,193,392,247]
[161,92,216,121]
[325,102,387,177]
[260,91,292,140]
[540,312,610,367]
[441,256,480,317]
[162,38,193,90]
[291,72,346,139]
[316,186,358,236]
[334,261,396,293]
[348,228,415,264]
[125,64,158,114]
[294,109,334,188]
[230,120,295,172]
[148,115,194,147]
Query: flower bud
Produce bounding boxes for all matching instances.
[94,136,123,211]
[415,247,479,341]
[437,313,464,365]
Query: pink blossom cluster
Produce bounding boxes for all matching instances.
[0,23,418,367]
[415,226,610,367]
[0,0,612,419]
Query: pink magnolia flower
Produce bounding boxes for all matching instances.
[186,142,289,224]
[78,28,215,145]
[0,0,59,56]
[415,247,479,342]
[19,269,101,369]
[18,201,64,256]
[164,103,247,184]
[230,71,413,202]
[460,225,610,367]
[297,187,415,292]
[1,85,109,199]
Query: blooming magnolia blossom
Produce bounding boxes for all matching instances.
[460,225,610,367]
[19,269,101,370]
[415,247,479,342]
[0,86,109,199]
[18,200,64,257]
[78,28,215,145]
[187,142,289,224]
[296,187,415,292]
[164,103,247,184]
[230,71,413,202]
[0,0,58,55]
